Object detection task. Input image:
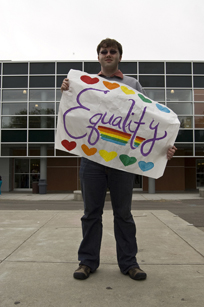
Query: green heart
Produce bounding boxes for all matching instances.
[138,93,152,103]
[119,154,137,166]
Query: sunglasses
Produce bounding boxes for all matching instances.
[100,49,118,55]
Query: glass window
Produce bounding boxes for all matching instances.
[57,62,82,74]
[195,116,204,128]
[144,89,165,102]
[29,76,55,87]
[84,62,101,74]
[194,103,204,115]
[29,89,55,101]
[2,103,27,115]
[178,116,193,128]
[30,62,55,74]
[166,89,192,101]
[29,116,54,128]
[139,62,164,74]
[139,76,164,87]
[3,63,28,75]
[29,102,54,115]
[15,159,29,173]
[1,144,27,156]
[196,159,204,187]
[29,130,54,142]
[2,89,27,101]
[195,130,204,142]
[166,62,191,74]
[195,145,204,156]
[194,89,204,101]
[30,159,40,180]
[28,145,40,156]
[56,90,62,101]
[167,102,193,115]
[1,130,27,142]
[166,76,192,88]
[194,76,204,88]
[119,62,137,74]
[56,102,60,114]
[1,116,27,128]
[3,76,28,88]
[193,63,204,74]
[175,130,193,142]
[174,144,193,156]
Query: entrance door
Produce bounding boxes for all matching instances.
[14,158,40,189]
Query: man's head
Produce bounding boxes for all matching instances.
[97,38,123,75]
[97,38,123,57]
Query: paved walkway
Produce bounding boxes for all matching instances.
[0,192,204,306]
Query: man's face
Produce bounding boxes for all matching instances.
[98,46,122,70]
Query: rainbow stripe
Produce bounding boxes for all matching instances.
[134,136,146,148]
[98,126,131,146]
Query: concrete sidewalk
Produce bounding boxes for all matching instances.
[0,207,204,307]
[0,191,202,201]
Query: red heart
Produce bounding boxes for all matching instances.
[61,140,76,151]
[80,75,99,84]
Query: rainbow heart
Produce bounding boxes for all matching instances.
[138,93,152,103]
[103,81,120,90]
[61,140,76,151]
[156,103,170,113]
[99,150,117,162]
[81,144,97,156]
[119,155,137,166]
[138,161,154,172]
[80,75,99,84]
[121,86,135,95]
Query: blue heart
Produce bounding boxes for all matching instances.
[156,103,170,113]
[138,161,154,172]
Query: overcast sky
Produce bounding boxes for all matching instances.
[0,0,204,62]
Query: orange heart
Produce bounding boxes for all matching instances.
[81,144,97,156]
[103,81,120,90]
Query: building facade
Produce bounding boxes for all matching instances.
[0,61,204,193]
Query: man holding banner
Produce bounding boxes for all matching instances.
[60,38,177,281]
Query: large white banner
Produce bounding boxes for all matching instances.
[55,69,180,179]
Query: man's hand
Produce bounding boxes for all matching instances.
[61,78,69,92]
[167,146,177,160]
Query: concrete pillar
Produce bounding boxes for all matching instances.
[40,145,47,180]
[148,177,155,194]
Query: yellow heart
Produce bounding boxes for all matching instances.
[99,150,117,162]
[121,86,135,95]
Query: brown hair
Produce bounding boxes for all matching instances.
[97,38,123,56]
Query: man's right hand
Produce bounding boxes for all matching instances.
[61,78,69,92]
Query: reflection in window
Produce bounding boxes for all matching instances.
[167,89,192,101]
[1,116,27,128]
[194,89,204,101]
[29,116,54,128]
[56,90,62,101]
[195,116,204,128]
[176,130,193,142]
[195,130,204,142]
[144,89,165,102]
[195,146,204,156]
[194,103,204,115]
[167,102,193,115]
[29,102,54,115]
[2,89,27,101]
[174,144,193,156]
[29,89,55,101]
[2,103,27,115]
[1,145,27,156]
[178,116,192,128]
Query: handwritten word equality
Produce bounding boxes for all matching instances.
[63,88,167,157]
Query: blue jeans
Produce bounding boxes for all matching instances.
[78,158,139,274]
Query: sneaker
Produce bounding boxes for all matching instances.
[73,265,91,280]
[128,267,147,280]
